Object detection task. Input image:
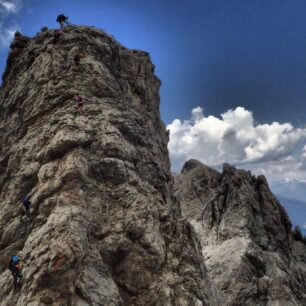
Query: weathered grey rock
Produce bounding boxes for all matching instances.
[174,160,306,306]
[2,24,303,306]
[0,27,217,305]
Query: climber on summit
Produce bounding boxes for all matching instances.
[56,14,69,28]
[53,29,64,44]
[8,255,23,289]
[73,52,85,71]
[20,195,31,221]
[74,94,84,114]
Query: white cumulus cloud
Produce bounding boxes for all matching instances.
[0,1,16,12]
[167,106,306,172]
[298,145,306,170]
[0,21,19,47]
[0,0,23,48]
[0,0,22,14]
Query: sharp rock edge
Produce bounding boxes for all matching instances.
[1,25,305,306]
[174,160,306,306]
[0,26,218,306]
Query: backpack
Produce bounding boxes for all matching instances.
[12,255,20,264]
[22,196,31,208]
[9,256,21,271]
[23,195,30,202]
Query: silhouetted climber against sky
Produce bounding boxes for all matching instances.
[56,14,69,28]
[53,29,64,44]
[8,256,23,289]
[20,195,31,222]
[73,52,85,71]
[74,94,84,114]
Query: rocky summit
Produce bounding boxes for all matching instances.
[0,26,216,306]
[0,25,305,306]
[174,160,306,306]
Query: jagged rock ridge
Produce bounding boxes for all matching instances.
[174,160,306,306]
[1,24,305,306]
[0,26,218,305]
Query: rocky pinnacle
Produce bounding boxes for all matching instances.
[174,160,306,306]
[1,25,305,306]
[0,26,217,305]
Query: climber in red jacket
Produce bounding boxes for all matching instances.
[74,94,84,114]
[53,29,64,44]
[73,52,85,71]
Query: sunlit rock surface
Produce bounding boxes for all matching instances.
[174,160,306,306]
[0,27,217,306]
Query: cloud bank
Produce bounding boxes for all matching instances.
[167,106,306,175]
[0,0,23,48]
[0,0,22,14]
[0,22,19,47]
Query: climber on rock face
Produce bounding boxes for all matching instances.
[8,255,23,289]
[56,14,69,28]
[20,195,31,221]
[74,94,84,114]
[73,52,85,71]
[53,29,64,44]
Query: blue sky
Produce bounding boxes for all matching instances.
[1,0,305,124]
[0,0,306,231]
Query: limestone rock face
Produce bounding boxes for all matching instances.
[174,160,306,306]
[0,27,216,305]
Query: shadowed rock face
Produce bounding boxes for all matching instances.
[2,25,304,306]
[0,27,217,306]
[174,160,306,306]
